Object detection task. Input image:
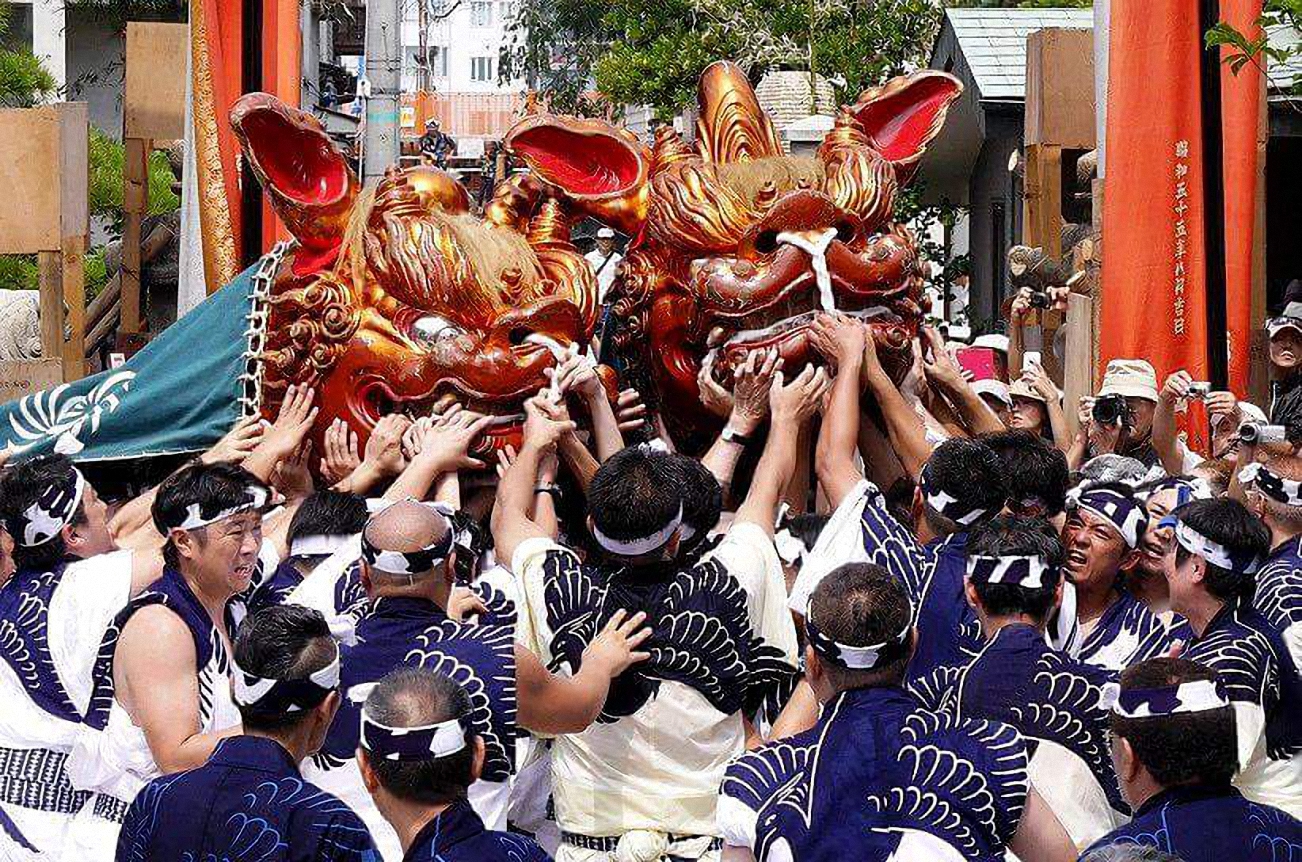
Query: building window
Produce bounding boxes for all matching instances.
[471,56,494,82]
[470,1,492,26]
[500,0,518,22]
[429,45,449,77]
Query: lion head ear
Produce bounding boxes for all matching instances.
[230,93,360,274]
[506,115,650,235]
[695,61,784,164]
[848,71,963,182]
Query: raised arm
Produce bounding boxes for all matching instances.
[553,347,625,463]
[385,410,491,502]
[920,327,1005,436]
[491,393,576,566]
[700,349,780,495]
[515,609,650,734]
[1025,363,1072,454]
[1154,370,1193,477]
[809,313,867,509]
[861,335,931,480]
[733,365,829,536]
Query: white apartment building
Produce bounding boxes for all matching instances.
[399,0,524,95]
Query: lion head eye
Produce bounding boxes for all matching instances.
[411,316,463,345]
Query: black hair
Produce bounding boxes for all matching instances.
[782,512,830,555]
[1173,498,1270,602]
[587,445,683,553]
[1110,658,1238,788]
[808,563,913,689]
[364,667,475,805]
[232,604,336,733]
[288,490,369,551]
[966,514,1064,624]
[922,439,1008,535]
[152,460,263,570]
[980,430,1069,516]
[673,455,722,553]
[1079,847,1184,862]
[0,454,90,572]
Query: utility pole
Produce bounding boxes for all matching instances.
[363,0,403,181]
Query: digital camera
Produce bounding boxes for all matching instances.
[1092,393,1131,427]
[1239,423,1288,446]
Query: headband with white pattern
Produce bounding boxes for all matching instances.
[1238,462,1302,507]
[7,467,87,547]
[919,462,996,527]
[1100,679,1230,719]
[804,593,914,671]
[290,534,354,558]
[231,643,340,717]
[1071,488,1148,549]
[360,711,468,761]
[966,554,1059,590]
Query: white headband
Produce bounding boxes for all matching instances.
[359,712,468,761]
[1238,462,1302,507]
[1100,679,1230,719]
[1173,520,1259,574]
[231,644,341,712]
[591,504,683,556]
[172,485,271,532]
[290,534,354,558]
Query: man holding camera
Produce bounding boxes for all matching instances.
[1069,360,1162,471]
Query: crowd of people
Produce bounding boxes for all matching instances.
[0,300,1299,862]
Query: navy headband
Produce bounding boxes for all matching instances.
[1239,462,1302,507]
[1100,679,1230,719]
[161,483,272,532]
[6,467,87,547]
[1070,488,1148,549]
[966,554,1060,590]
[359,711,468,761]
[919,462,997,527]
[232,642,340,718]
[804,595,913,671]
[361,525,453,576]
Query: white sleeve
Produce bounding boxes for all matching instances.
[704,522,798,664]
[1284,622,1302,674]
[715,794,760,850]
[789,480,874,613]
[510,537,572,661]
[49,549,135,712]
[1233,701,1268,773]
[1178,439,1206,473]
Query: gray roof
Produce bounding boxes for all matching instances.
[944,8,1093,100]
[1268,24,1302,93]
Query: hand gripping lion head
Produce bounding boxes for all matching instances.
[509,62,961,445]
[230,94,646,455]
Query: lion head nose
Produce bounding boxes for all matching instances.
[739,191,861,258]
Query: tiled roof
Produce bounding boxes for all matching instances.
[944,8,1093,100]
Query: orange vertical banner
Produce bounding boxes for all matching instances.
[1220,0,1264,394]
[1101,0,1208,386]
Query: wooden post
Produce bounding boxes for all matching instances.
[37,252,64,362]
[1064,293,1096,438]
[61,235,85,380]
[120,136,148,334]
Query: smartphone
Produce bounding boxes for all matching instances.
[956,347,999,381]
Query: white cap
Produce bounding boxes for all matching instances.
[1267,304,1302,338]
[596,227,615,239]
[972,334,1010,354]
[972,379,1012,407]
[1099,359,1159,402]
[1009,377,1049,404]
[1240,401,1268,425]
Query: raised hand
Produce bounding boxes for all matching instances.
[320,418,361,484]
[201,416,264,465]
[581,609,652,676]
[770,365,831,425]
[920,325,965,391]
[730,348,781,434]
[364,414,412,477]
[614,388,649,433]
[272,439,315,500]
[522,391,577,450]
[697,353,735,419]
[413,409,493,471]
[808,312,866,371]
[260,384,319,461]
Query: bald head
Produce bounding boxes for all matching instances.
[362,500,451,581]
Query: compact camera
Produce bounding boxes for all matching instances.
[1186,381,1211,398]
[1028,291,1052,310]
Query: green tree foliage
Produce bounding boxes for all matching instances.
[1206,0,1301,96]
[0,3,57,107]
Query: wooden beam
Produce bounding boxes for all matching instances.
[1023,143,1064,261]
[1064,293,1096,439]
[120,136,148,334]
[61,235,85,381]
[37,251,64,362]
[124,23,188,141]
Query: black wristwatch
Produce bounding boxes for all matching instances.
[535,484,563,502]
[720,426,754,446]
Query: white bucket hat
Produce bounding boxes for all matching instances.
[1099,359,1159,403]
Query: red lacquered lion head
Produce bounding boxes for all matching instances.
[510,62,961,443]
[230,94,646,453]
